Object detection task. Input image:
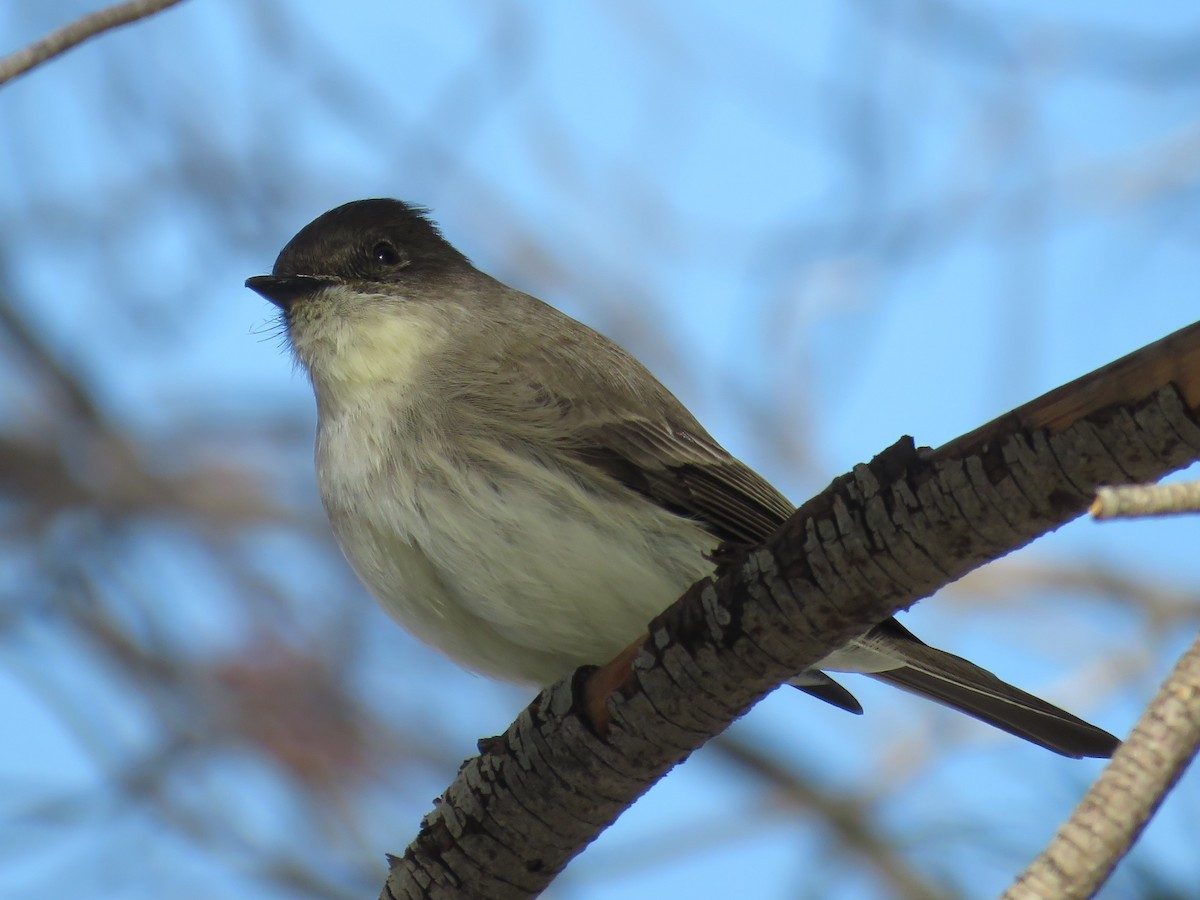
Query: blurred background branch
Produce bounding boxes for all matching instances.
[0,0,188,86]
[1,2,1198,898]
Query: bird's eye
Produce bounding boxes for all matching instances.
[371,241,405,267]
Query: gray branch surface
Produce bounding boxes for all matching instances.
[383,322,1200,899]
[1003,629,1200,900]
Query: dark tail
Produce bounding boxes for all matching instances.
[866,631,1119,759]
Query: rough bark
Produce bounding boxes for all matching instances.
[1002,631,1200,900]
[383,321,1200,900]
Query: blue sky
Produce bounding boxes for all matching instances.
[2,2,1199,898]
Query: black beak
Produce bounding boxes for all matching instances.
[245,275,336,310]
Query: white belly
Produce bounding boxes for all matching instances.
[316,410,717,685]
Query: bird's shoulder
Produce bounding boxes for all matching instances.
[440,288,795,545]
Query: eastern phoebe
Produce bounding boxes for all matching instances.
[246,199,1118,759]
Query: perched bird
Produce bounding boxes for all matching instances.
[247,199,1119,759]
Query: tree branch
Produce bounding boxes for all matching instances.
[382,321,1200,899]
[1091,481,1200,518]
[1002,629,1200,900]
[0,0,188,87]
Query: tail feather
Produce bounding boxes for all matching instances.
[866,641,1120,759]
[790,672,863,715]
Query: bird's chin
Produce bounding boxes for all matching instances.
[288,305,447,406]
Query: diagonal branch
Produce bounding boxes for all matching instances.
[0,0,189,87]
[1002,628,1200,900]
[382,321,1200,900]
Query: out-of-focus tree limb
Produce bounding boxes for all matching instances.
[0,291,106,425]
[0,434,298,526]
[711,736,953,900]
[2,4,1198,897]
[0,0,189,87]
[1002,629,1200,900]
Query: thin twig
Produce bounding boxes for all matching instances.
[0,0,189,87]
[1002,630,1200,900]
[1091,482,1200,519]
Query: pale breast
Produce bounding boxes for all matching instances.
[315,404,717,685]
